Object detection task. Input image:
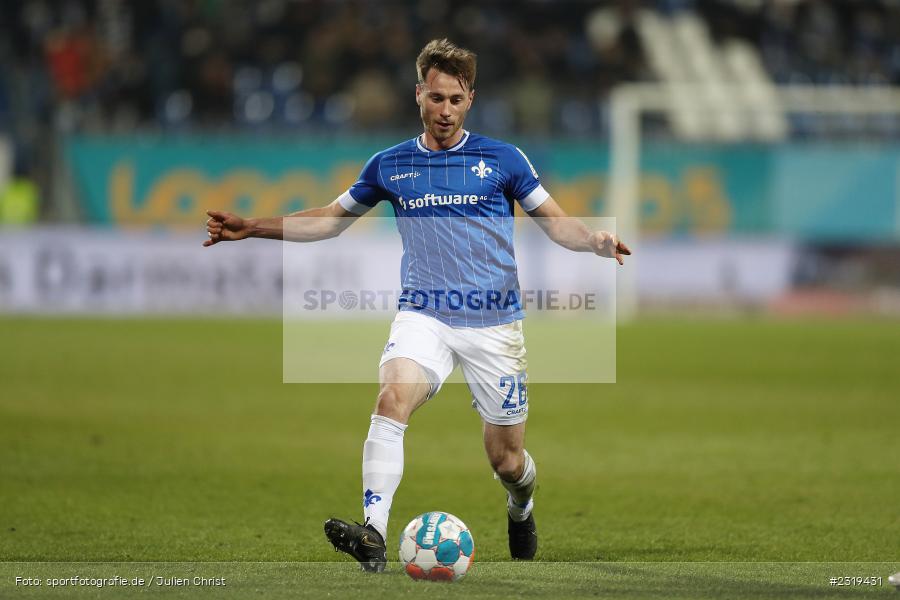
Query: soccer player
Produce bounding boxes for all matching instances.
[204,38,630,571]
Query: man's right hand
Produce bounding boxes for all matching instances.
[203,210,252,247]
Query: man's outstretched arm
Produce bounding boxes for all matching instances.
[527,196,631,265]
[203,198,358,247]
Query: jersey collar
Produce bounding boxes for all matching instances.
[416,130,470,153]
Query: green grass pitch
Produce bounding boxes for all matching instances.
[1,317,898,598]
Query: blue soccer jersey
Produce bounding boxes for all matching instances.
[337,130,549,328]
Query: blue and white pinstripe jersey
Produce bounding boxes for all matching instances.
[337,130,549,328]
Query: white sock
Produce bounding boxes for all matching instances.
[498,450,536,522]
[362,414,407,540]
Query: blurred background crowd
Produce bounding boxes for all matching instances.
[2,0,899,156]
[1,0,899,316]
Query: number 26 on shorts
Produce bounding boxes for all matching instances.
[500,373,527,409]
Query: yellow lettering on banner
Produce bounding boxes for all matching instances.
[109,161,134,221]
[201,169,270,214]
[639,174,675,234]
[257,171,319,216]
[333,163,363,192]
[515,170,730,237]
[684,167,731,234]
[111,163,211,223]
[107,161,360,226]
[545,176,601,216]
[105,161,734,233]
[514,176,601,217]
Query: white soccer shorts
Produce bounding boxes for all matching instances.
[378,310,529,425]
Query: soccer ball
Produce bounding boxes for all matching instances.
[398,512,475,581]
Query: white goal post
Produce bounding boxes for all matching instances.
[609,83,900,322]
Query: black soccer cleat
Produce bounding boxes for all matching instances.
[324,518,387,573]
[508,512,538,560]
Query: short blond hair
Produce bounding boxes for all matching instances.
[416,39,477,91]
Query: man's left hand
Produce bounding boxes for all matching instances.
[590,231,631,265]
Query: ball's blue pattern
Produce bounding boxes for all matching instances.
[436,539,460,565]
[458,530,474,557]
[414,512,447,549]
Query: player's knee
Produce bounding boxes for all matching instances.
[375,386,410,421]
[491,450,525,482]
